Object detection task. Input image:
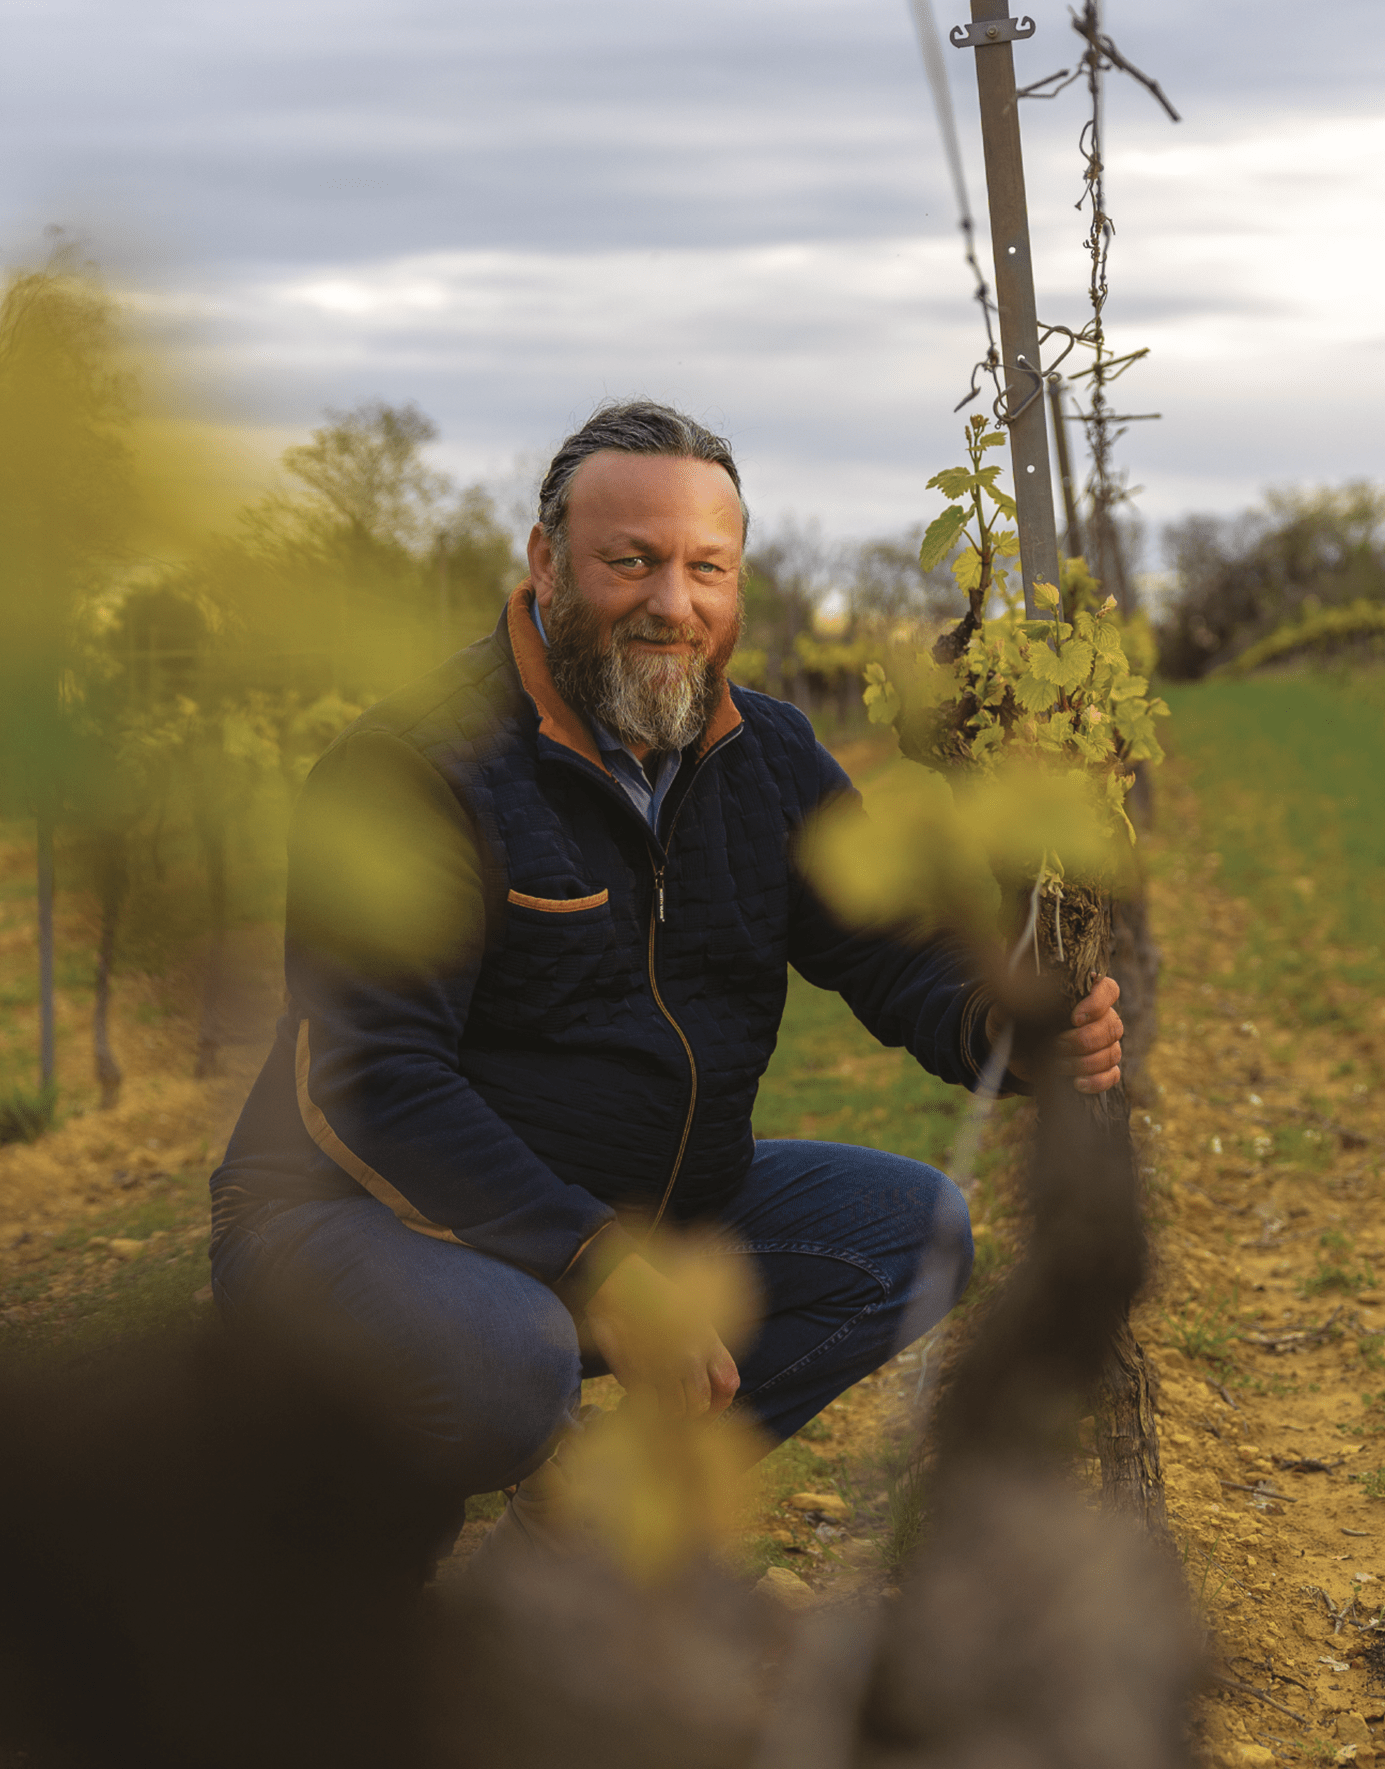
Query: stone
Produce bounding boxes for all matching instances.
[1338,1714,1373,1748]
[784,1492,850,1521]
[753,1567,816,1610]
[107,1238,146,1262]
[1220,1745,1274,1767]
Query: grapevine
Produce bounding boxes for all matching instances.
[863,418,1169,853]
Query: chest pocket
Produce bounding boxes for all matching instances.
[474,884,629,1034]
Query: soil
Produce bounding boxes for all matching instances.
[2,753,1382,1767]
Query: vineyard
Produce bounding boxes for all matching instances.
[1,2,1382,1764]
[2,664,1382,1764]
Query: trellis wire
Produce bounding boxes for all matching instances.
[906,0,1003,413]
[1023,3,1180,608]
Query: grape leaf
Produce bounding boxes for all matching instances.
[1052,639,1094,689]
[976,468,1017,517]
[1013,672,1062,712]
[926,467,979,500]
[952,546,983,592]
[918,505,968,571]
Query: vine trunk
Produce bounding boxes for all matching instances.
[1028,877,1169,1538]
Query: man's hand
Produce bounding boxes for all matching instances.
[986,975,1124,1095]
[583,1254,741,1418]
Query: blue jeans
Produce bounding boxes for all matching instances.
[210,1140,972,1497]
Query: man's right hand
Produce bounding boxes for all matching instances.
[583,1254,741,1419]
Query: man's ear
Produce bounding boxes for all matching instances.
[527,524,556,611]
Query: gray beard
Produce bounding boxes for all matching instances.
[544,564,740,754]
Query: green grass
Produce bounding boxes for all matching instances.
[752,969,964,1167]
[0,1169,212,1363]
[1161,667,1385,1029]
[0,1083,56,1146]
[736,1433,853,1578]
[1297,1227,1373,1298]
[1162,1290,1239,1368]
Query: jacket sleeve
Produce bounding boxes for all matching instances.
[785,741,1012,1092]
[284,727,637,1312]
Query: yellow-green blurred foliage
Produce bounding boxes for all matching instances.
[802,759,1119,944]
[0,248,522,1090]
[559,1241,768,1583]
[559,1406,766,1585]
[287,733,487,983]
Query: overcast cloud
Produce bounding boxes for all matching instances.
[3,0,1382,552]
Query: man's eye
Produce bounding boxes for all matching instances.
[611,555,650,568]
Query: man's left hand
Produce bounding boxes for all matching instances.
[987,975,1124,1095]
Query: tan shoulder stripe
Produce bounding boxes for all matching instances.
[294,1020,465,1246]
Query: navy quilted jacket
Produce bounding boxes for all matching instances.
[209,587,996,1311]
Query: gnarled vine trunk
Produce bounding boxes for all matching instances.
[1029,876,1168,1538]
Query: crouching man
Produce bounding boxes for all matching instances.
[207,400,1123,1559]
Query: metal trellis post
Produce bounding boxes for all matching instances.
[951,2,1060,617]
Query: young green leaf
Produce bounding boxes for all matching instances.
[918,505,969,571]
[1013,673,1062,713]
[925,467,980,501]
[951,546,984,593]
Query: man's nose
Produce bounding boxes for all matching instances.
[642,564,695,626]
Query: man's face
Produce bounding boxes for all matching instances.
[527,452,745,755]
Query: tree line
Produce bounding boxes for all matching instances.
[1156,484,1385,678]
[0,257,961,1133]
[0,258,521,1129]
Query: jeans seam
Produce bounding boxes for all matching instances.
[728,1241,893,1403]
[717,1239,896,1296]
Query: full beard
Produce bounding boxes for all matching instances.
[544,562,742,753]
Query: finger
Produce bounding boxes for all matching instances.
[1072,976,1120,1024]
[1057,1012,1123,1056]
[706,1347,740,1418]
[1074,1064,1121,1095]
[1057,1041,1123,1078]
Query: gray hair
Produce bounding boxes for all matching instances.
[537,400,749,560]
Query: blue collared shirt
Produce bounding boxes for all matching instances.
[531,599,682,832]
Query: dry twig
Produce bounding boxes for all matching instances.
[1217,1479,1297,1504]
[1209,1672,1305,1727]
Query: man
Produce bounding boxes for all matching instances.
[209,401,1122,1551]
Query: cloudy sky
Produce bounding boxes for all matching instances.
[4,0,1382,557]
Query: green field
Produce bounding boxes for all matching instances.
[1161,667,1384,1028]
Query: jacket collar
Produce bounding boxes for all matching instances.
[505,582,742,766]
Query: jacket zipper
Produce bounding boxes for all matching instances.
[640,722,742,1233]
[645,856,695,1235]
[553,726,743,1237]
